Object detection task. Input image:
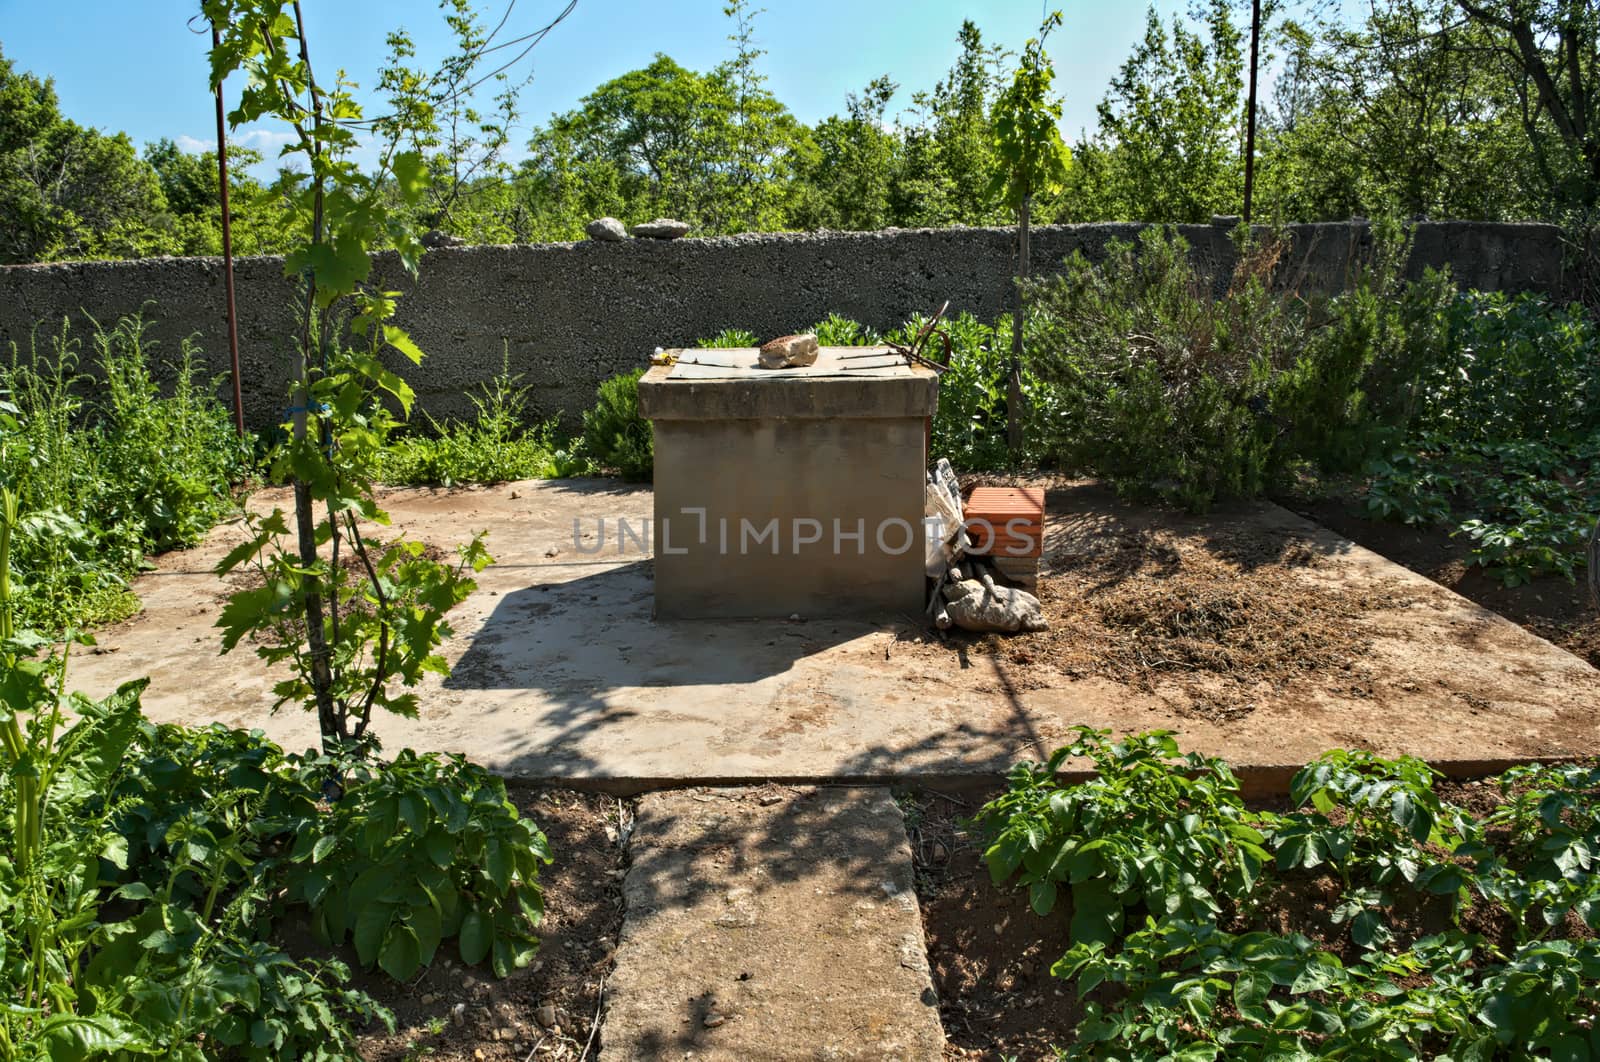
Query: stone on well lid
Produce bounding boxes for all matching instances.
[757,333,820,368]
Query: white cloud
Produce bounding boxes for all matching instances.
[175,134,215,154]
[235,127,299,153]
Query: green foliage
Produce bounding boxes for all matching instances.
[379,355,572,486]
[4,2,1597,264]
[0,45,288,265]
[521,1,814,241]
[980,733,1600,1060]
[217,514,490,737]
[1411,291,1600,445]
[900,311,1048,470]
[793,77,900,231]
[1363,442,1599,588]
[0,314,250,633]
[698,327,760,349]
[0,498,390,1059]
[810,312,878,347]
[1258,2,1599,224]
[1023,227,1311,510]
[895,21,1010,228]
[581,369,653,482]
[274,749,549,980]
[975,728,1270,947]
[1057,3,1243,224]
[1273,750,1468,949]
[1353,283,1600,587]
[988,12,1070,212]
[0,483,550,1055]
[1466,763,1600,941]
[207,0,516,754]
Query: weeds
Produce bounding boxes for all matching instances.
[0,314,249,634]
[379,349,583,486]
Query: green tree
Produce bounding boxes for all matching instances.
[894,21,1009,226]
[718,0,810,231]
[991,11,1071,453]
[0,45,176,263]
[144,137,288,256]
[522,5,811,239]
[1059,2,1245,223]
[1453,0,1600,216]
[796,76,902,230]
[1256,3,1544,221]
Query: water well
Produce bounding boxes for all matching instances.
[638,346,939,619]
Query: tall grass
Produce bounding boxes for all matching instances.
[0,314,250,632]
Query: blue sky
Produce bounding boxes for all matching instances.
[0,0,1196,171]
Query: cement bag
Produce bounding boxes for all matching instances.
[942,577,1049,633]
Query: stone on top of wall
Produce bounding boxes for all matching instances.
[0,221,1566,433]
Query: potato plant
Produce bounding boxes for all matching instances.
[979,732,1600,1059]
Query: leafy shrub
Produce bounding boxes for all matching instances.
[380,354,573,486]
[0,314,251,632]
[581,368,653,481]
[1411,290,1600,445]
[1364,434,1600,585]
[697,327,759,348]
[1467,763,1600,938]
[1273,750,1468,949]
[1021,225,1452,511]
[0,619,392,1058]
[886,311,1055,471]
[275,749,549,980]
[810,312,877,346]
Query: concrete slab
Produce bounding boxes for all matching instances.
[68,478,1600,790]
[600,786,944,1061]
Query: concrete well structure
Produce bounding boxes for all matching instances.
[638,347,939,619]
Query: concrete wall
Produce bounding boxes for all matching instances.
[0,221,1565,432]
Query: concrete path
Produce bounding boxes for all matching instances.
[69,478,1600,790]
[600,786,944,1061]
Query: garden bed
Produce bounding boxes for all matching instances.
[358,789,628,1061]
[910,773,1597,1059]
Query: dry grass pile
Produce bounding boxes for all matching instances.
[992,528,1408,696]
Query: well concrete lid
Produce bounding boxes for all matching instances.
[640,346,939,420]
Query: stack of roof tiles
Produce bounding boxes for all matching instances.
[962,486,1045,587]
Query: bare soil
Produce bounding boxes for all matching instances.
[1286,494,1600,669]
[355,789,628,1061]
[905,787,1085,1060]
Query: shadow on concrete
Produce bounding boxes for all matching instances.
[532,475,651,500]
[445,559,942,779]
[447,560,872,693]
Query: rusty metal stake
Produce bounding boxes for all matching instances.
[212,20,245,438]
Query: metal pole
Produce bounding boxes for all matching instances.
[1242,0,1261,226]
[213,21,245,438]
